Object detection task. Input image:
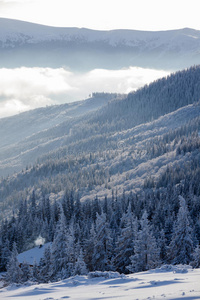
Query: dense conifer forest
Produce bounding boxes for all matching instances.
[1,65,200,283]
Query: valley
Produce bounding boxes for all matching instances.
[1,18,200,299]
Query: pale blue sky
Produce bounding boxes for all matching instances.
[0,0,200,31]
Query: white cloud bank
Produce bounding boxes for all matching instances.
[0,67,169,118]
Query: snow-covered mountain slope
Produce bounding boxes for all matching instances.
[1,18,199,48]
[1,266,200,300]
[0,100,199,217]
[0,93,119,176]
[1,64,200,178]
[0,93,117,148]
[0,99,197,179]
[74,101,200,201]
[1,18,200,69]
[1,66,200,217]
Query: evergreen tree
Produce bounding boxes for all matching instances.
[73,248,88,275]
[167,196,194,264]
[66,219,76,277]
[6,242,22,284]
[32,260,39,282]
[127,211,160,273]
[50,206,68,280]
[113,203,137,273]
[191,244,200,268]
[0,238,11,272]
[20,260,31,283]
[92,212,113,271]
[74,193,82,222]
[159,229,167,263]
[38,245,51,283]
[84,223,96,271]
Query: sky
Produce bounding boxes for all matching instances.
[0,0,199,118]
[0,0,200,31]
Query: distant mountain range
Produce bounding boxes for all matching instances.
[1,18,200,70]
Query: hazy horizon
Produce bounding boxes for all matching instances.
[0,0,199,118]
[0,66,169,119]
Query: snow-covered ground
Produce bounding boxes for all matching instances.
[1,18,200,53]
[17,243,52,265]
[1,266,200,300]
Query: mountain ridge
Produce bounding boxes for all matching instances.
[1,18,200,70]
[0,17,198,39]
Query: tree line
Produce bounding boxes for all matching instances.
[1,179,200,284]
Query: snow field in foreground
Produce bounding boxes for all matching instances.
[1,266,200,300]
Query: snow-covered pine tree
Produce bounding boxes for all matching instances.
[73,248,88,275]
[127,210,160,273]
[20,260,31,283]
[32,260,39,282]
[0,238,10,272]
[50,206,68,280]
[38,245,51,283]
[74,193,82,222]
[84,223,96,271]
[158,229,167,263]
[167,196,194,264]
[92,212,113,271]
[113,203,137,273]
[66,219,76,277]
[191,244,200,268]
[6,242,22,284]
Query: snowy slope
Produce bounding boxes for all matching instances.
[17,243,51,265]
[0,100,199,214]
[1,67,200,216]
[78,101,200,201]
[0,93,118,176]
[0,93,115,148]
[1,18,200,69]
[1,18,200,50]
[0,99,197,177]
[1,266,200,300]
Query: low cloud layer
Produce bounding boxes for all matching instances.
[0,67,169,118]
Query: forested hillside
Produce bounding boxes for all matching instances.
[1,66,200,177]
[0,92,122,176]
[86,66,200,133]
[1,65,200,283]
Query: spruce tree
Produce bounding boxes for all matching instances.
[66,219,76,277]
[50,206,68,280]
[167,196,194,264]
[73,248,88,275]
[32,260,39,282]
[191,244,200,268]
[84,223,96,271]
[0,238,11,272]
[38,245,51,283]
[92,212,113,271]
[6,242,22,284]
[113,203,137,273]
[20,260,31,283]
[127,211,160,273]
